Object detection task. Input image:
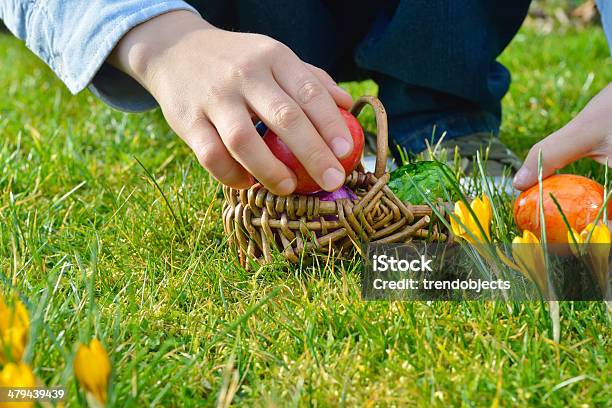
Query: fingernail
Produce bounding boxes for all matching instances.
[331,137,351,158]
[513,167,532,189]
[277,178,296,195]
[322,167,345,191]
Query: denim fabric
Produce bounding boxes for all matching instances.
[0,0,198,111]
[353,0,532,155]
[1,1,611,154]
[597,0,612,55]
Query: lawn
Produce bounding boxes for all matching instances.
[1,16,611,408]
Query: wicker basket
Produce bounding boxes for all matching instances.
[222,96,448,265]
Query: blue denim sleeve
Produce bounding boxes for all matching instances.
[597,0,612,56]
[0,1,199,112]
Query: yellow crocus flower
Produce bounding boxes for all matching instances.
[450,195,492,244]
[568,222,611,247]
[73,339,111,406]
[568,222,610,295]
[512,230,549,296]
[0,296,29,363]
[0,362,36,408]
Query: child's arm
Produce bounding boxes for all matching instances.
[514,1,612,190]
[0,2,354,195]
[0,0,198,111]
[108,10,354,195]
[513,84,612,190]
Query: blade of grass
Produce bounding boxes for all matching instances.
[537,150,559,343]
[604,158,608,222]
[549,192,578,245]
[134,156,185,232]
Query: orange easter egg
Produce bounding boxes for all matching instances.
[514,174,612,243]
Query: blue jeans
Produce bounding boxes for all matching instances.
[189,0,531,158]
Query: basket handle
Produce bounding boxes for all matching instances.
[350,96,388,178]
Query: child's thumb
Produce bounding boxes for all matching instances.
[512,161,538,191]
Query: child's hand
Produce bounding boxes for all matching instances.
[513,84,612,190]
[109,11,354,195]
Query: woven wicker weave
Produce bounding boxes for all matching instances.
[223,96,448,265]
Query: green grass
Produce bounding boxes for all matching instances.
[1,23,611,407]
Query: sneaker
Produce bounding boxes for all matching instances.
[428,133,522,177]
[364,132,522,196]
[416,132,522,196]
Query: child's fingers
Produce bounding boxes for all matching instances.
[207,101,298,196]
[514,84,612,191]
[303,62,353,109]
[513,128,590,190]
[244,74,346,192]
[183,118,254,189]
[271,58,353,160]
